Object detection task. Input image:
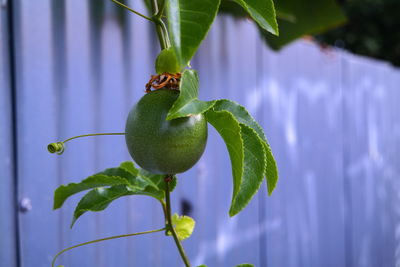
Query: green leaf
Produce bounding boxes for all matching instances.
[119,161,175,194]
[119,161,139,176]
[233,0,278,35]
[167,213,196,240]
[167,69,215,120]
[166,71,279,196]
[164,68,279,209]
[235,264,255,267]
[166,0,221,68]
[53,169,133,210]
[205,110,243,210]
[71,185,134,227]
[70,172,170,228]
[263,142,278,195]
[53,161,179,227]
[262,0,346,49]
[212,100,278,195]
[170,95,279,195]
[138,168,178,193]
[205,109,266,215]
[230,124,266,216]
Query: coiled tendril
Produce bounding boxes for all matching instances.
[47,133,125,155]
[47,142,65,155]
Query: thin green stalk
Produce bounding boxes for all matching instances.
[150,0,170,49]
[62,132,125,143]
[164,176,192,267]
[47,133,125,155]
[52,227,165,267]
[159,19,171,47]
[111,0,153,21]
[111,0,170,50]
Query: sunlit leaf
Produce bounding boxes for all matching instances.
[167,213,196,240]
[167,69,215,120]
[167,85,279,196]
[230,124,266,215]
[205,108,267,216]
[53,168,134,210]
[71,185,135,227]
[205,110,243,209]
[212,100,278,195]
[167,0,221,67]
[233,0,278,35]
[52,161,177,227]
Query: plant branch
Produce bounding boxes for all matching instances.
[164,175,192,267]
[150,0,170,49]
[52,227,166,267]
[111,0,153,21]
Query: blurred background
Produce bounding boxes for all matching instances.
[1,0,399,266]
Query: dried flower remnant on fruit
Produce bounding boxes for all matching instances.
[145,72,181,93]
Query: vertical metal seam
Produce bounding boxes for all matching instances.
[340,55,352,267]
[6,0,21,266]
[256,38,267,267]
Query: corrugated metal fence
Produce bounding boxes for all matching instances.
[1,1,400,267]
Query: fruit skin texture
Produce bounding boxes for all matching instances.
[125,89,208,174]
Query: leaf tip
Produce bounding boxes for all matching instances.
[267,183,277,196]
[228,208,239,218]
[166,113,175,121]
[70,217,78,229]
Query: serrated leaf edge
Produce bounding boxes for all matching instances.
[229,124,267,216]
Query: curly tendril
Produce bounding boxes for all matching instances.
[47,142,65,155]
[47,133,125,155]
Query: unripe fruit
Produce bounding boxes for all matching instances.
[125,89,208,174]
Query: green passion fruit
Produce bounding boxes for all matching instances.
[125,89,208,174]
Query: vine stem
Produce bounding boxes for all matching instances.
[165,175,192,267]
[62,132,125,143]
[47,133,126,154]
[110,0,170,50]
[51,227,166,267]
[111,0,153,21]
[150,0,171,49]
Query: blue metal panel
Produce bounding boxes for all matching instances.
[13,0,61,266]
[342,54,399,267]
[0,3,18,267]
[257,41,347,267]
[4,1,400,266]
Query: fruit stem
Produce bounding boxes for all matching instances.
[164,175,192,267]
[51,227,166,267]
[150,0,170,50]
